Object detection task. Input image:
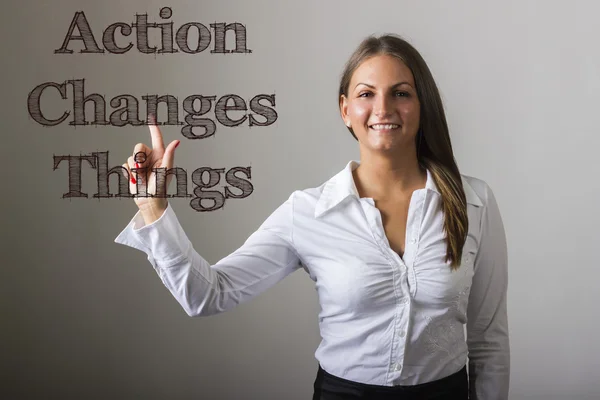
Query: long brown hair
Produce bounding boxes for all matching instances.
[338,34,468,270]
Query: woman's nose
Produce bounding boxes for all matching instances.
[373,95,393,117]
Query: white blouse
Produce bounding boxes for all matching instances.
[115,160,510,399]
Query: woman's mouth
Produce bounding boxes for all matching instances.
[369,123,400,131]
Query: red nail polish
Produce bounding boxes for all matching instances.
[175,141,180,148]
[135,162,140,169]
[131,176,137,184]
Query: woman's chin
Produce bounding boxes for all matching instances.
[369,138,398,151]
[362,132,415,153]
[363,143,398,154]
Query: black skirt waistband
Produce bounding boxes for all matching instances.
[313,364,468,399]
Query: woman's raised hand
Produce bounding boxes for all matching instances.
[123,119,180,225]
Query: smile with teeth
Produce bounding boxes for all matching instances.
[369,123,400,130]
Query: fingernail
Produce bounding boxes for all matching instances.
[175,141,180,148]
[135,162,140,169]
[131,176,137,184]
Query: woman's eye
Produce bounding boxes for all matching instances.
[396,91,409,97]
[359,92,372,97]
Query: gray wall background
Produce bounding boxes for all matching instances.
[3,0,599,399]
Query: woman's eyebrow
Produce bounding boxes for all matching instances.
[354,82,413,89]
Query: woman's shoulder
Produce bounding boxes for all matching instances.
[460,173,497,208]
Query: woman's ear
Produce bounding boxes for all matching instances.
[340,95,350,127]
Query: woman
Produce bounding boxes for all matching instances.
[116,34,509,400]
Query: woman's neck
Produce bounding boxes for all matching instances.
[352,152,426,200]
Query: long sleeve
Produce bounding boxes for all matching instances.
[114,193,302,317]
[466,183,510,399]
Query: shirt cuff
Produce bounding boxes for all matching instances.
[114,203,192,266]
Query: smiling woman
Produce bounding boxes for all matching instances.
[338,36,469,270]
[340,54,421,155]
[114,33,509,400]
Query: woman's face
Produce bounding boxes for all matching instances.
[340,54,420,154]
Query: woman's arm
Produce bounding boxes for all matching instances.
[115,193,302,317]
[466,183,510,400]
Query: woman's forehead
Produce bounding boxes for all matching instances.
[350,54,415,87]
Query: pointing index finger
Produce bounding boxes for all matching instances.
[148,115,165,150]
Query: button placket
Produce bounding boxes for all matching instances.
[363,196,412,379]
[388,277,408,377]
[403,191,425,295]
